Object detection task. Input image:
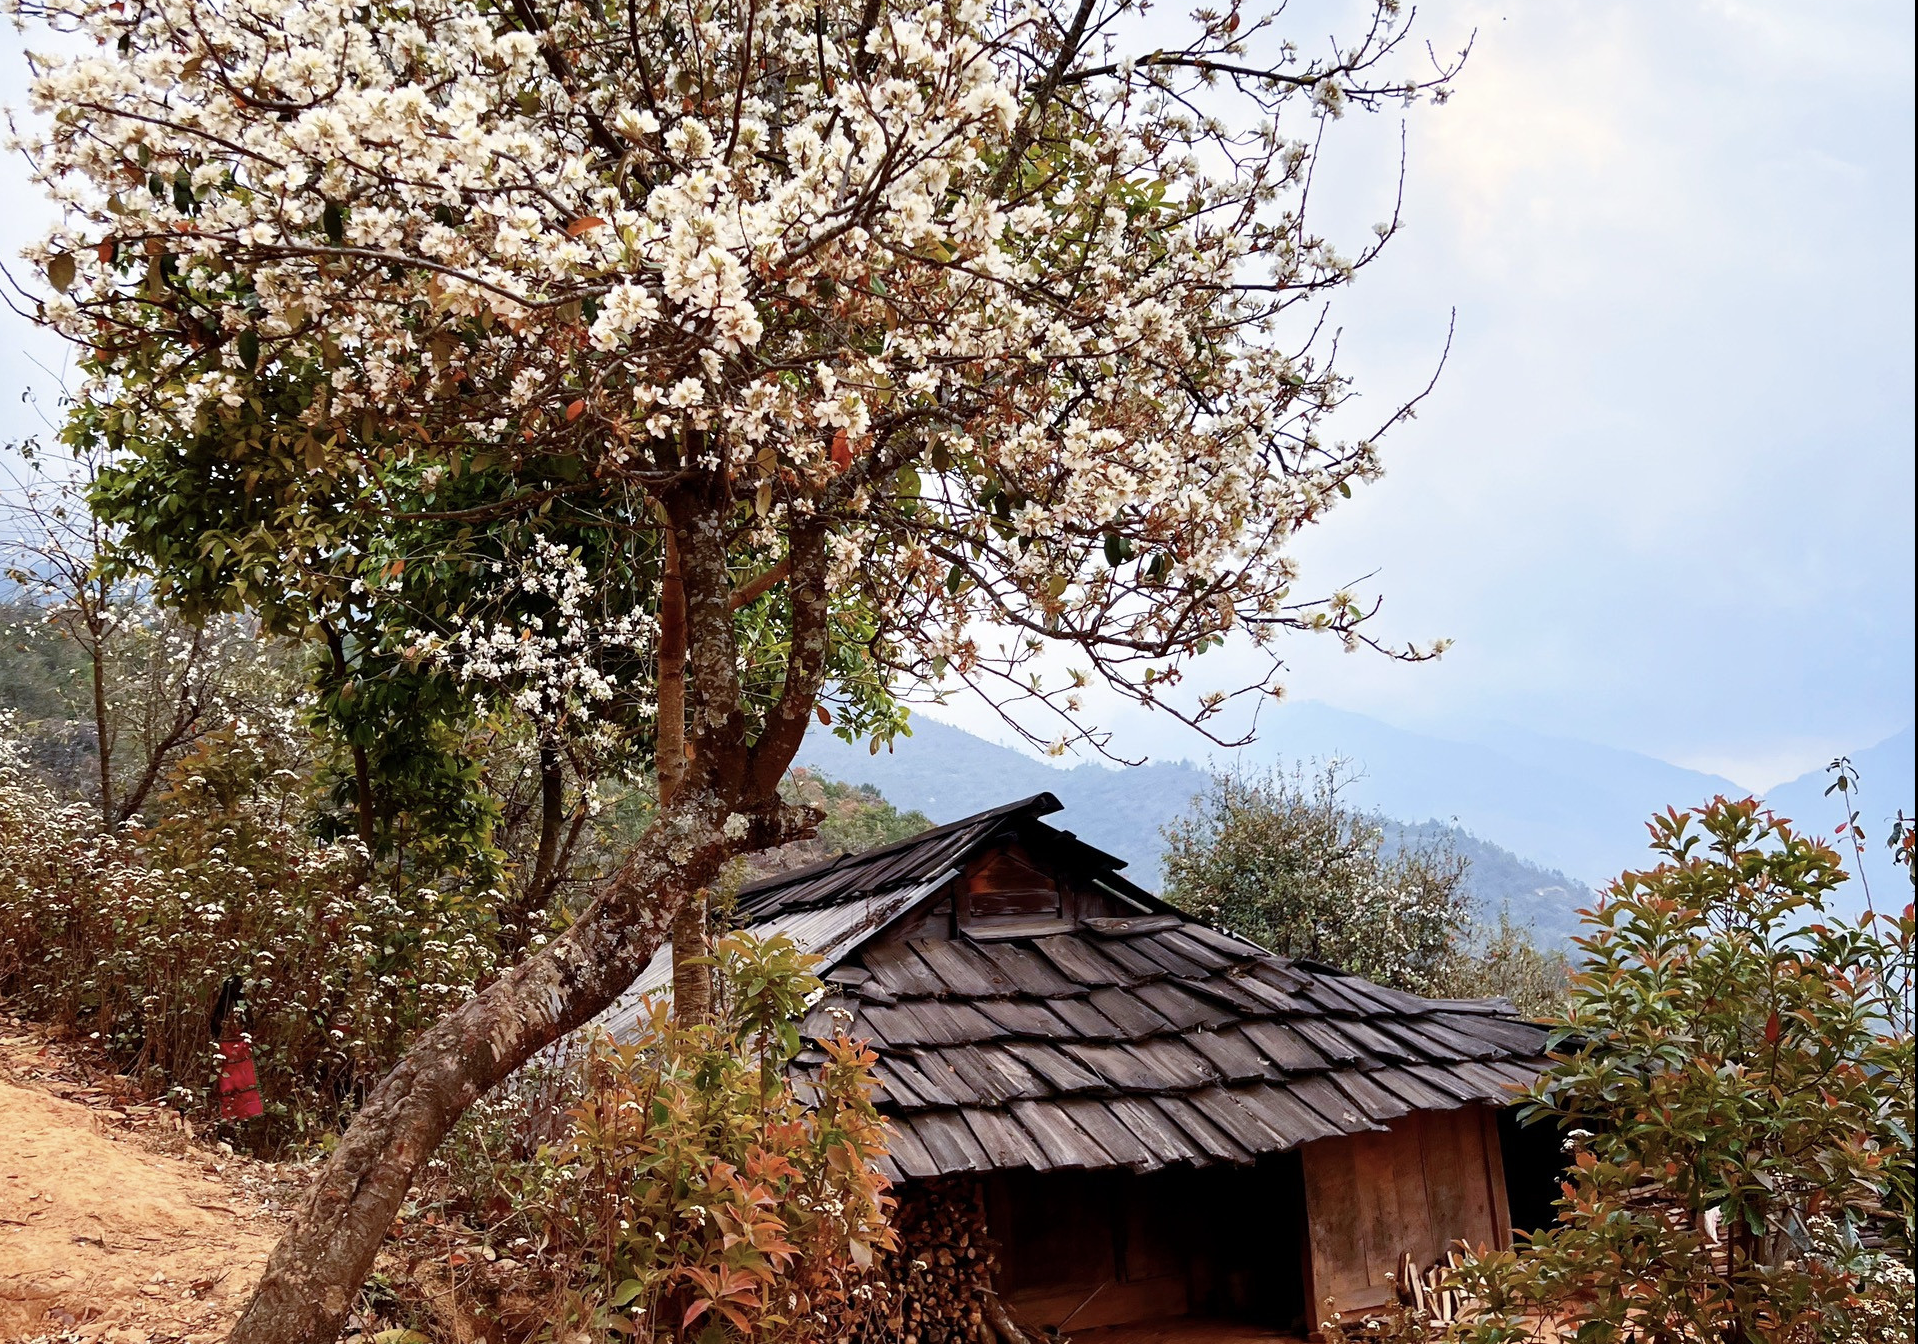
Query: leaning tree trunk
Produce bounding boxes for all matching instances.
[227,790,799,1344]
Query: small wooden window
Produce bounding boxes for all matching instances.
[965,848,1061,920]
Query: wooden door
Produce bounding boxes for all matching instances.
[1299,1106,1510,1321]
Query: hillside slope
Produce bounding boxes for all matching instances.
[797,717,1598,941]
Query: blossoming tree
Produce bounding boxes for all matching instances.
[7,0,1463,1334]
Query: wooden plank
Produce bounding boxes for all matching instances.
[1420,1104,1495,1257]
[1081,914,1185,936]
[1225,971,1306,1013]
[1085,986,1176,1037]
[1186,1027,1274,1083]
[1009,1098,1108,1170]
[1404,1062,1487,1103]
[861,1001,931,1046]
[1330,1068,1415,1123]
[1430,1011,1552,1055]
[1104,1095,1199,1167]
[910,936,1013,997]
[1375,1117,1437,1290]
[1340,1017,1415,1059]
[1302,1131,1386,1319]
[1289,1017,1371,1066]
[1031,934,1128,986]
[907,999,998,1046]
[1188,1085,1286,1153]
[963,1105,1049,1171]
[1156,927,1237,971]
[1084,935,1166,981]
[1180,972,1276,1016]
[968,1043,1051,1101]
[1287,1073,1379,1134]
[1233,1083,1344,1147]
[859,939,948,998]
[913,1108,991,1173]
[1483,1104,1514,1250]
[1120,932,1212,978]
[1239,1019,1331,1073]
[966,939,1080,996]
[1133,979,1234,1031]
[1005,1040,1105,1093]
[1368,1065,1458,1112]
[1116,1037,1218,1091]
[886,1053,962,1107]
[925,1045,1016,1105]
[975,997,1073,1038]
[1059,1097,1157,1170]
[1048,995,1123,1041]
[1150,1094,1251,1163]
[1174,921,1266,962]
[883,1117,944,1178]
[1058,1041,1167,1092]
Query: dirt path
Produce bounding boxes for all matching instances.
[0,1024,290,1343]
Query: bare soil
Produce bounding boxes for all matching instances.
[0,1015,295,1343]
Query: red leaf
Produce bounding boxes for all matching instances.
[566,216,606,237]
[830,428,852,470]
[565,399,586,421]
[815,704,832,725]
[1764,1011,1780,1044]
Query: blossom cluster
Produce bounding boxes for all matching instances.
[12,0,1452,749]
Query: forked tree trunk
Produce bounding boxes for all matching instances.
[227,790,781,1344]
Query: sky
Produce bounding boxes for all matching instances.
[1,1,1912,792]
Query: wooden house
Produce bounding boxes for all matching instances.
[603,794,1556,1339]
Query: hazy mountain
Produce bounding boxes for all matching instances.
[1213,702,1746,888]
[796,715,1600,943]
[799,707,1912,942]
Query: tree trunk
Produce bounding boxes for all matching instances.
[89,605,112,825]
[526,743,564,905]
[656,527,713,1024]
[227,790,801,1344]
[323,622,377,851]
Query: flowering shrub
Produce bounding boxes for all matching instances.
[436,934,895,1341]
[0,717,502,1144]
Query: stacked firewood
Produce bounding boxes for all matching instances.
[852,1177,1037,1344]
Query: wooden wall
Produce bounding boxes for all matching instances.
[1299,1104,1512,1320]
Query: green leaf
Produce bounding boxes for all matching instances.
[46,253,75,292]
[322,200,346,245]
[609,1277,646,1307]
[237,329,261,371]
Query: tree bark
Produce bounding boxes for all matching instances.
[227,790,807,1344]
[657,527,714,1024]
[323,622,377,851]
[89,609,112,825]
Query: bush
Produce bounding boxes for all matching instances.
[0,715,502,1145]
[1448,798,1914,1344]
[1163,765,1566,1012]
[428,934,896,1342]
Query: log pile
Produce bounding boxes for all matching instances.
[853,1177,1037,1344]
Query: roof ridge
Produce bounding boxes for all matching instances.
[735,790,1064,906]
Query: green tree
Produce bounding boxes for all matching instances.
[1162,765,1565,1011]
[1451,798,1916,1344]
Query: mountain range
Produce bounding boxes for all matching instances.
[796,706,1914,942]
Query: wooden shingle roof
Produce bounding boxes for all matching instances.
[599,793,1553,1183]
[799,912,1550,1183]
